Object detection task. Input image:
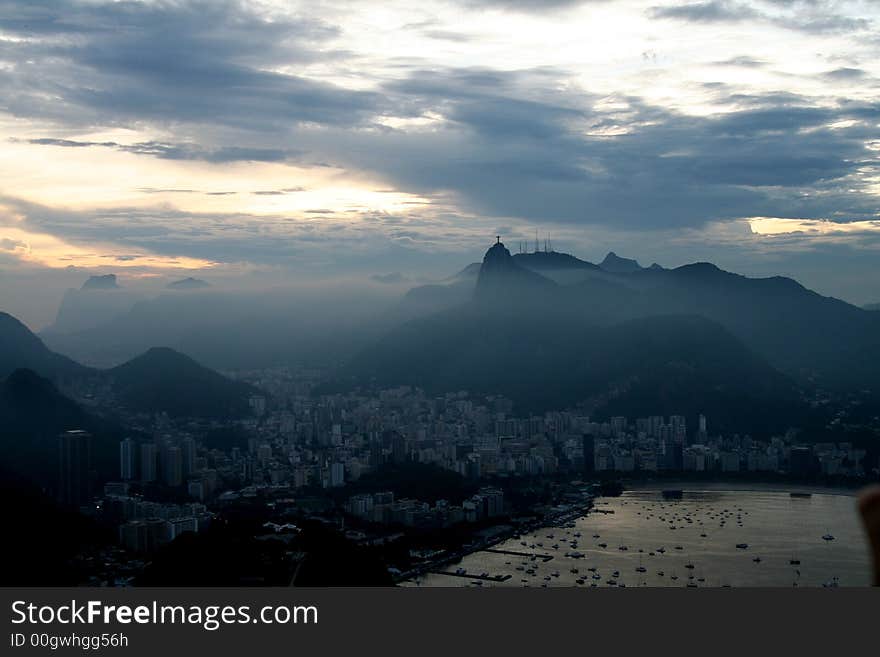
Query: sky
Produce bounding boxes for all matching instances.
[1,0,879,328]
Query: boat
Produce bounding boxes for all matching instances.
[684,563,695,570]
[822,534,835,541]
[736,543,749,549]
[752,557,761,563]
[636,566,647,573]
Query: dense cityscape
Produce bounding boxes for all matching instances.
[47,365,875,585]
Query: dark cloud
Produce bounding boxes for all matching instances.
[0,0,877,240]
[649,0,872,34]
[0,0,381,132]
[303,66,880,229]
[21,138,296,163]
[649,1,760,23]
[823,67,867,80]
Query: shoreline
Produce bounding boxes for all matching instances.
[621,480,862,498]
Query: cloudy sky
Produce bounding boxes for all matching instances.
[1,0,879,327]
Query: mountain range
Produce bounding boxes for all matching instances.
[0,312,255,420]
[391,244,880,394]
[349,242,816,433]
[5,240,879,436]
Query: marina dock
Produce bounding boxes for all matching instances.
[482,548,554,562]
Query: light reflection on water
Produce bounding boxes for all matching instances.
[407,489,872,588]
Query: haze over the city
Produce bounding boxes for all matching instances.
[1,0,879,328]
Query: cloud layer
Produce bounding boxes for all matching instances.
[0,0,879,321]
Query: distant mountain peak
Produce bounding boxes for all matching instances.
[167,277,210,290]
[81,274,119,290]
[475,240,556,301]
[599,252,642,273]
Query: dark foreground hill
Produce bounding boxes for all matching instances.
[107,347,255,418]
[0,311,91,380]
[1,311,255,419]
[0,369,120,489]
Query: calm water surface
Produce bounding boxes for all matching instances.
[407,489,872,587]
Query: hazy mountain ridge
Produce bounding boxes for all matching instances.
[1,313,255,419]
[396,245,880,392]
[40,285,395,370]
[347,240,880,431]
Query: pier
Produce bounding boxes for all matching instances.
[432,571,513,582]
[482,548,554,562]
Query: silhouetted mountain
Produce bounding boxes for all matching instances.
[402,246,880,392]
[0,369,119,489]
[350,243,803,433]
[474,241,555,302]
[82,274,119,290]
[47,280,143,335]
[167,277,210,290]
[624,263,880,390]
[2,310,253,418]
[107,347,255,418]
[599,251,642,273]
[513,250,598,271]
[0,311,91,380]
[393,263,480,321]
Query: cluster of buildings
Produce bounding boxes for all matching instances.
[590,416,867,478]
[54,370,870,554]
[345,487,505,528]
